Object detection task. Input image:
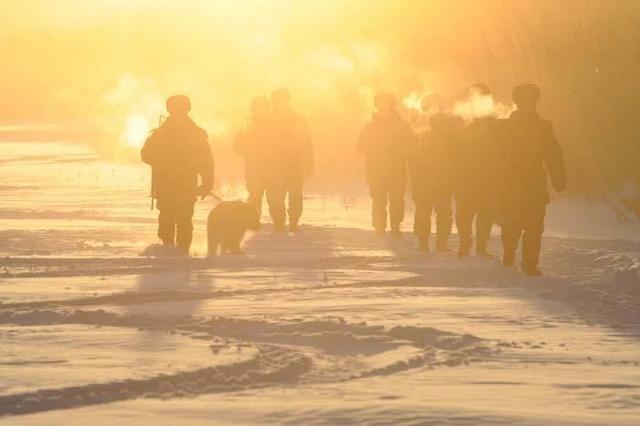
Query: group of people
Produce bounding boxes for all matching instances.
[141,89,313,253]
[357,83,566,276]
[141,82,566,276]
[233,89,313,232]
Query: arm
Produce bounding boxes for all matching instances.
[408,139,428,198]
[233,128,249,157]
[356,123,371,155]
[198,130,215,192]
[140,131,158,165]
[299,117,314,176]
[407,141,421,183]
[401,120,417,180]
[543,122,567,192]
[402,120,417,159]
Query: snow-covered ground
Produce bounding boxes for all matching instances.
[1,142,639,425]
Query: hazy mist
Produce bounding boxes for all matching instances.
[2,0,639,191]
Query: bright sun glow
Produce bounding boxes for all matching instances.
[123,116,151,148]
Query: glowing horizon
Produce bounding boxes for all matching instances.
[2,0,640,190]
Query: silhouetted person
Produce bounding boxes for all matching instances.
[357,93,413,235]
[455,84,500,257]
[410,110,463,251]
[499,84,566,275]
[141,95,214,253]
[265,88,313,232]
[234,96,272,220]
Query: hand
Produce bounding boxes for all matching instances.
[553,179,566,192]
[197,185,212,200]
[304,159,314,177]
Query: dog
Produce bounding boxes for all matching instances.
[207,201,260,256]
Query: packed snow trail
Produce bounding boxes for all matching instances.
[1,142,639,424]
[1,225,639,425]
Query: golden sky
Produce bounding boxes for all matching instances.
[2,0,639,187]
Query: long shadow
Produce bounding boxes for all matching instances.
[123,260,215,319]
[243,223,640,338]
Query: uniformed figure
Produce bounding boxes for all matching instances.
[499,84,566,275]
[357,93,414,235]
[265,88,313,232]
[234,96,272,220]
[141,95,214,253]
[411,109,463,251]
[455,84,500,257]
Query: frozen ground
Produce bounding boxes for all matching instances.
[0,142,639,425]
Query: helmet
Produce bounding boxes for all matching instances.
[166,95,191,115]
[420,93,444,113]
[250,96,270,115]
[270,88,291,108]
[466,83,492,97]
[512,84,541,105]
[374,92,397,110]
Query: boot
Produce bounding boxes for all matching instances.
[521,264,543,276]
[503,251,516,267]
[418,236,429,252]
[458,237,472,257]
[476,240,491,257]
[476,247,491,257]
[436,235,451,252]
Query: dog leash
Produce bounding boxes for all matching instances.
[202,191,223,203]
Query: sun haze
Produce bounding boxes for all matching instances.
[2,2,640,424]
[1,0,638,190]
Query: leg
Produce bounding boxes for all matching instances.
[389,178,406,233]
[455,193,474,257]
[229,231,245,254]
[257,187,265,220]
[370,184,389,233]
[247,186,265,221]
[266,185,286,231]
[475,193,494,255]
[435,191,453,251]
[157,199,176,246]
[207,233,219,257]
[287,177,304,230]
[175,200,195,254]
[413,197,433,251]
[501,203,524,267]
[220,239,229,254]
[521,204,546,275]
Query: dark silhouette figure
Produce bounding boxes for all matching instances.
[207,201,260,255]
[357,93,414,235]
[410,111,463,251]
[141,95,214,253]
[234,96,272,220]
[265,88,313,232]
[499,84,566,275]
[455,84,501,257]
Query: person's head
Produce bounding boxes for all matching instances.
[250,96,270,120]
[374,92,397,117]
[270,88,291,111]
[420,93,444,115]
[166,94,191,117]
[466,83,492,98]
[512,84,541,113]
